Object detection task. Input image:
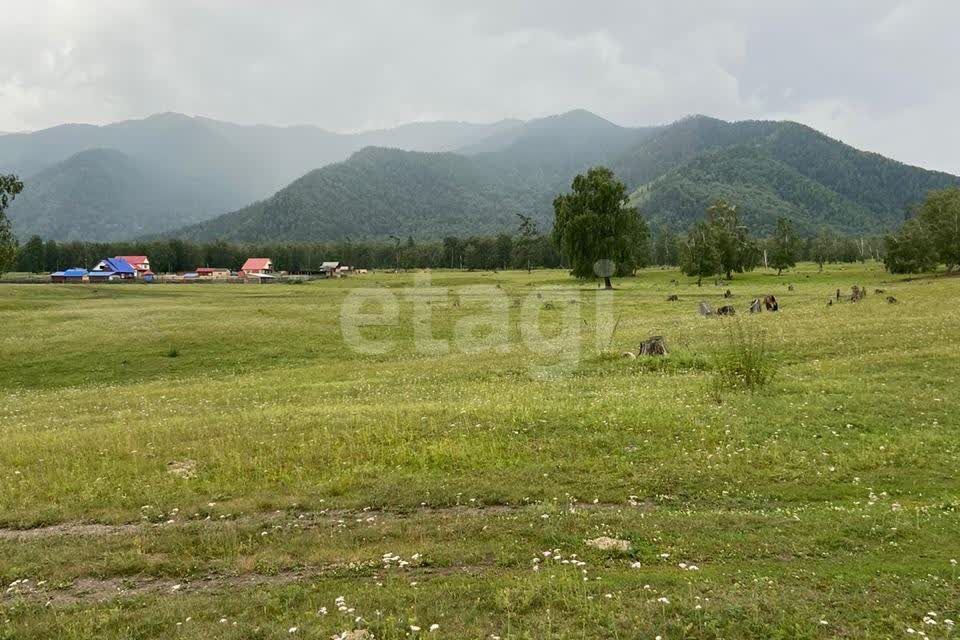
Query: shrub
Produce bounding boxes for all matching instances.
[166,346,180,358]
[710,318,775,395]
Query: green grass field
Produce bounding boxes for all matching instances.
[1,264,958,638]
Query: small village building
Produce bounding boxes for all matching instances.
[244,272,277,283]
[116,256,151,277]
[91,257,137,279]
[240,258,273,276]
[88,270,123,282]
[50,268,88,283]
[196,267,231,279]
[320,261,341,277]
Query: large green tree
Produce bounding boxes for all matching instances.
[705,200,758,279]
[810,227,838,271]
[552,167,649,288]
[769,217,800,275]
[917,187,960,271]
[884,217,938,274]
[0,174,25,277]
[680,220,721,286]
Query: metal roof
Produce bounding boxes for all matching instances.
[241,258,272,271]
[106,258,136,274]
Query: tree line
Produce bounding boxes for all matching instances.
[675,204,885,284]
[549,167,887,288]
[8,234,571,275]
[883,187,960,274]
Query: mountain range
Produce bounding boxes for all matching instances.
[0,113,520,241]
[3,109,958,242]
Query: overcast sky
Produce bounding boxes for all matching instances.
[2,0,958,172]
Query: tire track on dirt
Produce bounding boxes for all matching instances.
[0,500,652,541]
[2,564,491,606]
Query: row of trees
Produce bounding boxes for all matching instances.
[8,234,567,275]
[884,187,960,274]
[679,206,803,284]
[548,167,887,288]
[8,223,884,278]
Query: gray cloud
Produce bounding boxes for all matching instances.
[1,0,958,172]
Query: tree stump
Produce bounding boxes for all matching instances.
[764,295,779,311]
[749,298,763,313]
[723,289,734,298]
[639,336,668,356]
[851,285,864,302]
[717,305,736,316]
[698,302,713,316]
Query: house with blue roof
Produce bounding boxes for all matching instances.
[91,257,137,280]
[50,269,89,283]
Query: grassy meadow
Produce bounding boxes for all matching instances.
[0,264,958,638]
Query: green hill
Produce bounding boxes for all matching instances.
[619,116,959,232]
[0,113,520,241]
[6,149,217,242]
[628,146,880,234]
[173,147,554,242]
[175,114,960,242]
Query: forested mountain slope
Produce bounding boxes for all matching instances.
[8,110,958,243]
[6,149,205,241]
[0,113,519,240]
[175,113,960,242]
[175,147,555,242]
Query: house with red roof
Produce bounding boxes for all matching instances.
[115,256,151,277]
[240,258,273,276]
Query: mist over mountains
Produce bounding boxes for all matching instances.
[3,109,958,243]
[0,112,520,241]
